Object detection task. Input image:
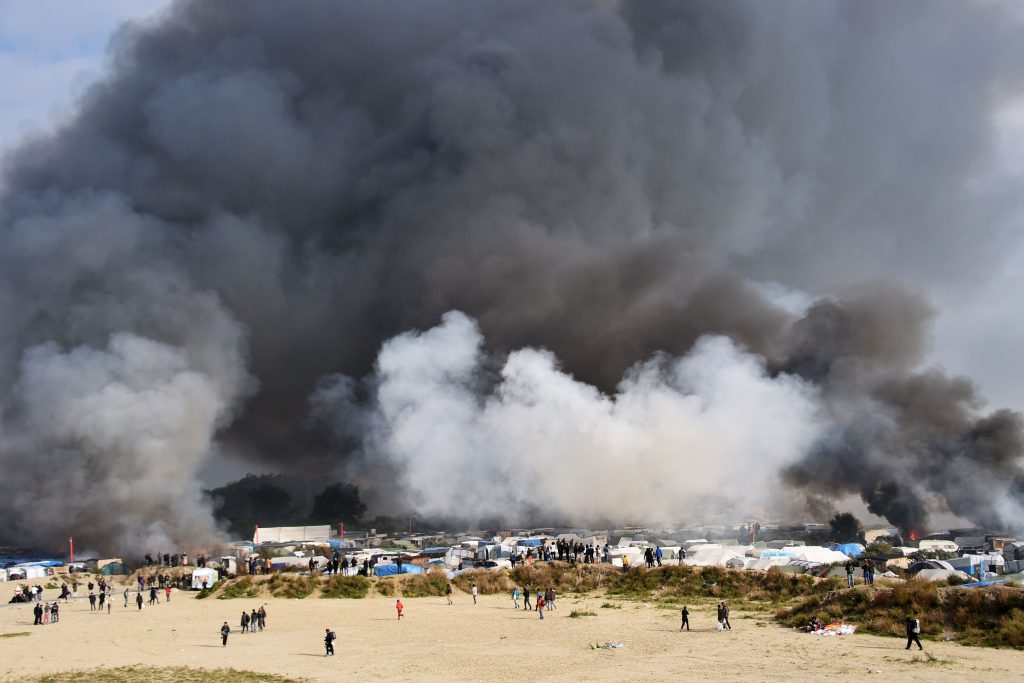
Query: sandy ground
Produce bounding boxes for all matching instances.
[2,584,1023,682]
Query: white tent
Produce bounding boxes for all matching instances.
[253,525,331,544]
[191,568,218,590]
[790,546,850,564]
[915,568,973,583]
[684,546,750,567]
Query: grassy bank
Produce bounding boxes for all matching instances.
[777,581,1024,648]
[20,666,304,682]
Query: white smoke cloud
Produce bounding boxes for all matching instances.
[2,333,231,552]
[326,311,825,524]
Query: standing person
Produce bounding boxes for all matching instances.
[33,602,43,625]
[51,602,59,623]
[241,610,250,634]
[722,602,731,630]
[905,614,923,650]
[396,599,404,620]
[547,587,556,611]
[123,587,130,608]
[512,586,520,609]
[655,546,663,567]
[523,587,531,610]
[258,606,267,631]
[250,609,259,632]
[324,628,336,656]
[681,606,690,631]
[88,592,97,611]
[716,603,725,631]
[149,586,158,605]
[98,589,106,610]
[537,594,545,620]
[471,583,478,605]
[845,561,855,588]
[446,583,453,605]
[535,589,543,611]
[220,621,231,647]
[165,585,171,602]
[136,592,144,611]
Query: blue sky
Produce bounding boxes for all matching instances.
[0,0,170,154]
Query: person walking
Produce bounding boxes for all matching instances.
[221,621,231,647]
[324,628,336,656]
[123,587,130,608]
[681,606,690,631]
[446,583,453,605]
[905,614,923,650]
[241,611,250,634]
[523,586,531,610]
[537,594,545,620]
[165,586,172,602]
[512,586,520,609]
[396,599,404,620]
[716,603,725,631]
[536,589,543,611]
[471,583,478,605]
[722,602,732,629]
[258,606,266,631]
[136,592,144,611]
[251,608,259,632]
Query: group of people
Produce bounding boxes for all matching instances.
[239,606,268,633]
[510,586,556,614]
[9,584,45,603]
[144,552,193,568]
[643,546,663,568]
[32,600,59,625]
[844,559,878,587]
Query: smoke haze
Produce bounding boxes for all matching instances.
[1,0,1022,551]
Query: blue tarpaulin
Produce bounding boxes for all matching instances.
[517,539,543,547]
[834,544,864,558]
[374,563,425,577]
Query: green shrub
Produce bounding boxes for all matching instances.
[216,577,262,600]
[400,570,449,597]
[375,579,396,596]
[321,575,370,599]
[454,569,513,595]
[569,610,596,618]
[267,574,317,599]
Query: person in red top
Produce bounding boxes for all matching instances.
[396,599,404,620]
[165,586,171,602]
[537,595,545,620]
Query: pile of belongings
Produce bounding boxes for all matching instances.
[809,621,857,636]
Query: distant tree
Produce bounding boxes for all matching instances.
[207,474,295,538]
[829,512,862,543]
[311,483,367,525]
[864,541,895,555]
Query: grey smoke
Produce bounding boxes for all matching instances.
[1,0,1022,551]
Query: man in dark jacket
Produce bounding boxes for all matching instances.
[905,614,923,650]
[324,628,336,655]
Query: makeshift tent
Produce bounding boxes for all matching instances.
[791,547,850,564]
[915,568,973,583]
[11,565,48,579]
[684,546,749,567]
[834,543,864,558]
[908,559,954,575]
[99,562,127,576]
[374,563,424,576]
[190,568,218,590]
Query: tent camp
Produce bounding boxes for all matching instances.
[190,568,218,590]
[834,543,864,558]
[684,546,750,567]
[374,563,424,577]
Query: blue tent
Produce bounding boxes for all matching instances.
[835,543,864,557]
[517,539,543,547]
[374,563,425,577]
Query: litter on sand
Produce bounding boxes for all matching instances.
[808,622,856,636]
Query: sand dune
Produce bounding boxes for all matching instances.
[2,585,1022,681]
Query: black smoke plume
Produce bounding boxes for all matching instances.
[1,0,1022,552]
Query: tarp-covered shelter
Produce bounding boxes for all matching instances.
[99,562,128,576]
[374,563,424,576]
[834,543,864,557]
[190,567,218,590]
